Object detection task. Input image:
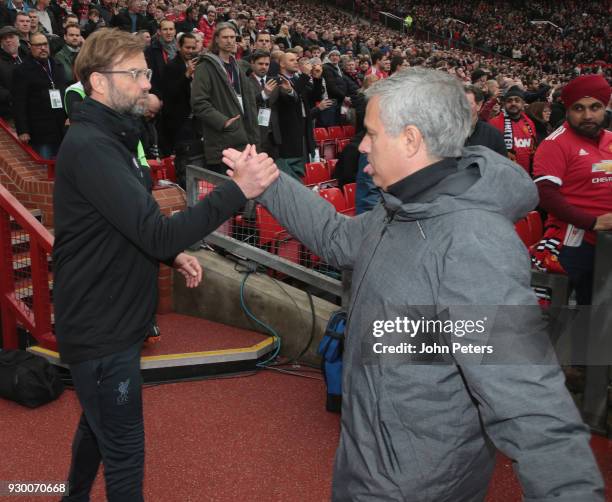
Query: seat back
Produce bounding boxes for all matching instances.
[336,138,350,154]
[326,159,338,176]
[256,206,284,247]
[328,126,344,140]
[342,125,356,138]
[313,127,329,142]
[343,183,356,210]
[319,187,347,212]
[304,162,330,185]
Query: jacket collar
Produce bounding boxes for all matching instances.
[73,97,142,152]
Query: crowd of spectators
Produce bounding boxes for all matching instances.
[351,0,609,76]
[0,0,610,166]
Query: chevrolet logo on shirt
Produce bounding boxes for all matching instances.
[592,161,612,173]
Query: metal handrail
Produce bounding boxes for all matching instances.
[0,183,56,350]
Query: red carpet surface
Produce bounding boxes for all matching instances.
[142,314,269,356]
[0,313,609,501]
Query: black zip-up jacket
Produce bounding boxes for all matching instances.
[53,98,247,363]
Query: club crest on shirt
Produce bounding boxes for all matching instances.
[592,161,612,174]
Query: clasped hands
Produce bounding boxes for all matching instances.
[222,145,280,200]
[171,146,279,289]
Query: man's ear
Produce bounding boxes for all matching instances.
[89,73,107,96]
[403,124,423,159]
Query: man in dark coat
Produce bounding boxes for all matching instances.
[191,22,259,173]
[464,85,507,156]
[111,0,148,33]
[12,31,66,158]
[161,32,199,186]
[321,49,347,126]
[248,49,279,159]
[54,22,81,84]
[53,28,279,502]
[0,25,25,118]
[175,6,198,34]
[144,18,175,98]
[32,0,62,36]
[273,51,321,179]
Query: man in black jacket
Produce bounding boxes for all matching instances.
[0,25,25,119]
[54,28,278,502]
[321,49,346,126]
[175,5,197,34]
[144,18,175,97]
[12,31,66,158]
[273,51,321,179]
[111,0,148,33]
[161,31,199,186]
[248,49,278,159]
[464,85,506,156]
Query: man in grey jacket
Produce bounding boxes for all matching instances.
[223,68,604,501]
[191,22,259,174]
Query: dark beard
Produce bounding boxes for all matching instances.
[569,120,603,139]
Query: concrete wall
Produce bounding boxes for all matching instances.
[173,250,339,366]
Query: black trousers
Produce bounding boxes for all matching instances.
[559,241,595,305]
[63,341,144,502]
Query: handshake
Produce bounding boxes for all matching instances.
[222,145,280,199]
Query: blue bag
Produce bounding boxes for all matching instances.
[317,311,346,413]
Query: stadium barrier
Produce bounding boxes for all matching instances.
[185,164,346,302]
[0,183,56,351]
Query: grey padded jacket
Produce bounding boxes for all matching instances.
[259,146,604,501]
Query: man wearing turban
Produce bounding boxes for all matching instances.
[531,74,612,305]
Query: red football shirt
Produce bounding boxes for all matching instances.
[533,122,612,245]
[489,113,537,173]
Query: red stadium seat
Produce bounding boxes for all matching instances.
[319,187,348,213]
[336,138,351,154]
[255,206,300,265]
[342,125,356,138]
[197,180,215,200]
[160,156,176,183]
[314,128,336,160]
[343,183,356,211]
[256,206,286,247]
[328,126,344,140]
[326,159,338,176]
[313,128,329,142]
[304,162,331,185]
[321,141,337,160]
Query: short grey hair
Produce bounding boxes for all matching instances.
[364,67,471,157]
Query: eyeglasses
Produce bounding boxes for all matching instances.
[98,69,153,82]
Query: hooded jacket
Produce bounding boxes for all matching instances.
[191,53,259,165]
[259,146,604,501]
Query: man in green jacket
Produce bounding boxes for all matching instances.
[191,22,259,173]
[54,23,82,85]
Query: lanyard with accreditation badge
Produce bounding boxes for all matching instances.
[38,60,62,109]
